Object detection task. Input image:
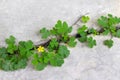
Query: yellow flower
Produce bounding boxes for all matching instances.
[37,46,45,52]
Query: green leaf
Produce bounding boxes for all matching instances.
[18,40,34,58]
[0,54,28,71]
[81,16,90,23]
[61,34,69,42]
[78,28,87,43]
[40,28,51,39]
[32,52,48,71]
[77,25,88,34]
[104,39,113,48]
[58,45,70,58]
[35,63,47,71]
[48,38,59,51]
[47,53,64,66]
[0,48,8,59]
[32,54,39,65]
[50,56,64,67]
[88,28,98,35]
[0,47,7,55]
[79,36,87,42]
[55,20,68,34]
[98,14,120,37]
[50,29,57,35]
[32,59,39,66]
[68,26,72,33]
[54,20,72,35]
[98,16,108,28]
[108,14,120,25]
[68,37,77,47]
[5,36,17,54]
[14,58,27,69]
[87,37,96,48]
[5,35,15,44]
[2,60,12,71]
[115,29,120,38]
[77,25,88,43]
[102,29,110,35]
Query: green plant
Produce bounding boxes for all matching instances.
[0,36,35,71]
[5,36,17,54]
[32,20,72,70]
[98,14,120,48]
[104,39,113,48]
[67,37,77,47]
[98,14,120,36]
[32,45,69,70]
[78,25,88,42]
[40,28,51,39]
[88,28,99,35]
[77,25,97,48]
[81,15,90,23]
[0,14,120,71]
[87,37,96,48]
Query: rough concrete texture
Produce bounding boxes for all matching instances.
[0,0,120,80]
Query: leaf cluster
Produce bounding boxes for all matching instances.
[0,36,35,71]
[32,45,69,70]
[0,14,120,71]
[98,14,120,36]
[32,20,75,70]
[77,25,97,48]
[40,20,77,47]
[98,14,120,48]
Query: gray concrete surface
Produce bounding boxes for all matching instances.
[0,0,120,80]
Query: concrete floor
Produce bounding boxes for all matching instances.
[0,0,120,80]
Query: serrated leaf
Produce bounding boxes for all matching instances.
[104,39,113,48]
[78,30,87,43]
[77,25,88,34]
[48,38,59,51]
[35,63,47,71]
[88,28,98,35]
[18,40,34,58]
[98,14,120,37]
[40,28,50,39]
[81,16,90,23]
[32,52,48,71]
[77,25,88,43]
[50,56,64,67]
[0,47,7,55]
[32,59,39,66]
[55,20,68,34]
[58,45,70,58]
[0,47,8,59]
[46,53,64,66]
[54,20,72,35]
[68,26,72,33]
[98,16,108,28]
[115,29,120,38]
[79,36,87,42]
[24,40,34,49]
[102,29,110,35]
[5,36,17,54]
[15,58,27,69]
[2,60,11,71]
[5,35,15,44]
[32,54,40,66]
[87,37,96,48]
[61,34,69,42]
[68,37,77,47]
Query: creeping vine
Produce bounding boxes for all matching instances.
[0,14,120,71]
